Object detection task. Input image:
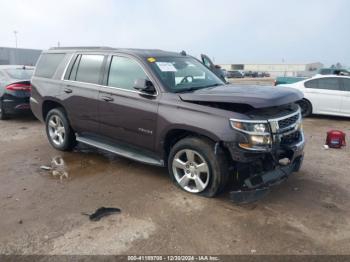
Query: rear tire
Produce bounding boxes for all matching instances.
[297,99,312,117]
[168,137,229,198]
[45,108,76,151]
[0,100,9,120]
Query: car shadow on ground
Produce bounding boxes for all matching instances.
[0,113,38,123]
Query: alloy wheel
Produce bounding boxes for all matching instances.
[172,149,210,193]
[48,115,66,146]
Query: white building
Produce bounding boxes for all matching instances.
[220,62,323,77]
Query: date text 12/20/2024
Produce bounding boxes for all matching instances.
[127,256,220,261]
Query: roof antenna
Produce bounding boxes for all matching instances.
[180,50,187,56]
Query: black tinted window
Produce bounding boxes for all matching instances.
[318,78,340,91]
[305,79,318,89]
[108,56,147,90]
[343,79,350,91]
[75,55,104,84]
[35,53,65,78]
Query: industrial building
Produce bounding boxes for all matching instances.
[0,47,42,66]
[220,62,324,77]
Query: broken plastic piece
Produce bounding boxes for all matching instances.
[83,207,121,221]
[40,165,52,171]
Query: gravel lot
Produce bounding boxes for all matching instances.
[0,112,349,255]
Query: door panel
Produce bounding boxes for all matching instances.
[98,55,158,151]
[98,88,158,150]
[61,81,100,133]
[304,78,342,114]
[340,78,350,116]
[61,54,105,134]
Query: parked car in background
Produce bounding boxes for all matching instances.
[244,71,259,78]
[279,75,350,117]
[318,68,350,76]
[0,65,34,120]
[274,76,307,86]
[226,70,244,78]
[30,47,304,201]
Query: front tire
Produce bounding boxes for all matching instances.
[297,99,312,117]
[45,108,76,151]
[168,137,229,198]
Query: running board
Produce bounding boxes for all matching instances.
[76,135,164,167]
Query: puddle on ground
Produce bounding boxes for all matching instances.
[39,144,165,182]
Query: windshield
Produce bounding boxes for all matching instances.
[148,56,224,93]
[4,68,34,80]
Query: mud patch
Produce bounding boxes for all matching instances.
[49,215,156,255]
[163,191,208,213]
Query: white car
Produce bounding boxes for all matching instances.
[280,75,350,117]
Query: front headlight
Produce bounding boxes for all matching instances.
[230,119,272,151]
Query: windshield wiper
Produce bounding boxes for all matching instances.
[175,83,223,93]
[199,83,223,89]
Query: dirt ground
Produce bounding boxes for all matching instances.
[0,113,350,255]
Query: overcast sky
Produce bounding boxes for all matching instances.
[0,0,349,66]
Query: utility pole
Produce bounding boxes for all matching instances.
[13,30,18,64]
[13,30,18,48]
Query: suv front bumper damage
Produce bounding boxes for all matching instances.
[230,155,303,203]
[226,134,305,204]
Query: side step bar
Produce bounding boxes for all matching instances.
[76,135,164,167]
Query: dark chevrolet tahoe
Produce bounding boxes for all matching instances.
[30,47,305,201]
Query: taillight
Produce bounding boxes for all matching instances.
[6,83,32,91]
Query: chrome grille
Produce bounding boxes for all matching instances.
[268,109,302,146]
[281,131,302,145]
[278,114,299,130]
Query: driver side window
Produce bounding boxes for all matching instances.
[108,56,148,91]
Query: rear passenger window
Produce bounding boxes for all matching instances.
[343,79,350,91]
[74,55,104,84]
[35,53,65,78]
[318,78,340,91]
[304,79,318,89]
[108,56,147,90]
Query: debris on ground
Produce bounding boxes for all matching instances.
[18,220,23,224]
[82,207,122,221]
[326,130,346,148]
[40,156,69,182]
[323,145,329,150]
[40,165,52,171]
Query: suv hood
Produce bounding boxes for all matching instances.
[179,85,303,108]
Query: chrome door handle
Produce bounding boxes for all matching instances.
[101,96,114,102]
[64,88,73,94]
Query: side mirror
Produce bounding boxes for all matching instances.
[214,65,221,69]
[134,78,156,95]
